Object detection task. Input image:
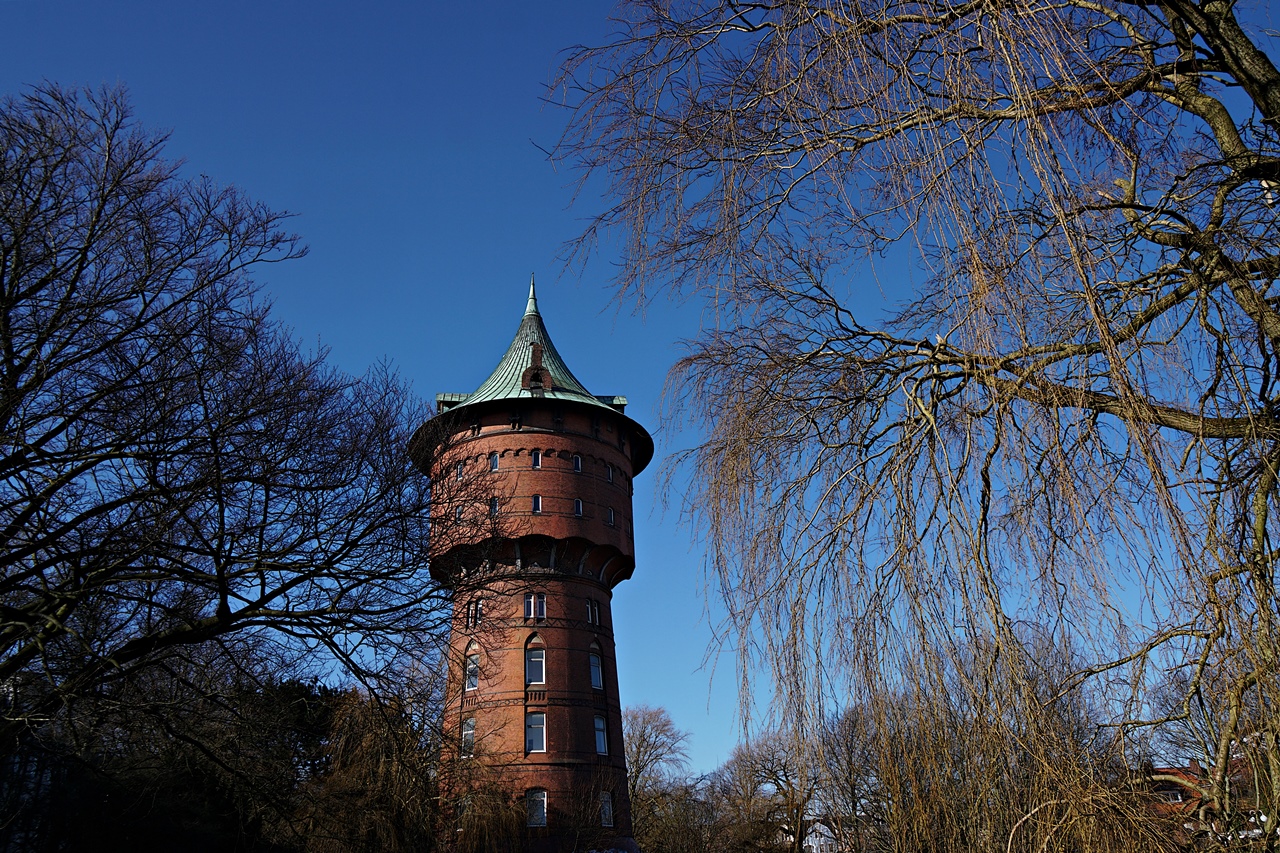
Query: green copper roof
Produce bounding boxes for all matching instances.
[436,277,628,416]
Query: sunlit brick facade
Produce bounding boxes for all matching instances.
[412,280,651,853]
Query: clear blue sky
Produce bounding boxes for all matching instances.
[0,0,753,771]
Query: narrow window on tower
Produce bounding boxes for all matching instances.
[531,449,541,469]
[573,454,582,473]
[594,715,608,754]
[526,647,545,685]
[465,598,483,628]
[600,792,614,827]
[606,464,613,483]
[465,650,479,691]
[606,507,615,527]
[456,461,465,480]
[524,592,546,620]
[489,497,500,516]
[574,499,583,517]
[461,717,476,757]
[586,598,600,625]
[531,494,542,514]
[455,505,464,523]
[489,452,499,471]
[590,652,604,690]
[526,713,546,753]
[527,788,548,826]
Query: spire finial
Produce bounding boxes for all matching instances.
[525,274,539,316]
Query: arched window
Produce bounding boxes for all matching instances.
[589,645,604,690]
[465,643,479,691]
[606,507,615,527]
[489,452,499,471]
[531,494,542,514]
[600,791,614,827]
[573,499,583,517]
[572,454,582,473]
[606,463,613,483]
[531,449,542,469]
[527,788,547,826]
[456,461,465,480]
[525,637,545,685]
[594,715,608,754]
[461,717,476,757]
[526,713,546,753]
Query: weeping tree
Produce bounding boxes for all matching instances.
[560,0,1280,848]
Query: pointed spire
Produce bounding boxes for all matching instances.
[525,273,539,316]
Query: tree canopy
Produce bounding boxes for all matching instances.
[0,84,446,739]
[562,0,1280,847]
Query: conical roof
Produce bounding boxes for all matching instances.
[423,277,653,474]
[435,278,633,413]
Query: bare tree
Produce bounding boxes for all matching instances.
[624,704,691,806]
[561,0,1280,848]
[0,85,448,743]
[729,733,817,853]
[623,705,695,850]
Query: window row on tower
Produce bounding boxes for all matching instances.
[457,450,628,491]
[522,711,610,755]
[457,710,614,770]
[462,640,605,692]
[462,593,605,628]
[456,710,611,758]
[453,497,629,534]
[524,788,613,829]
[528,494,619,525]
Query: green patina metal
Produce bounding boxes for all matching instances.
[436,277,629,417]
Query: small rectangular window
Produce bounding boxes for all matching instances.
[526,712,546,752]
[531,450,541,469]
[524,593,546,620]
[489,452,499,471]
[526,648,545,685]
[461,717,476,757]
[606,464,613,483]
[590,653,603,690]
[600,792,614,827]
[456,461,465,480]
[606,507,615,527]
[573,454,582,473]
[586,598,600,625]
[527,789,547,826]
[532,494,542,514]
[465,653,479,691]
[455,505,464,522]
[489,497,499,516]
[574,499,583,517]
[594,715,608,754]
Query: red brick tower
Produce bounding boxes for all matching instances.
[413,280,652,853]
